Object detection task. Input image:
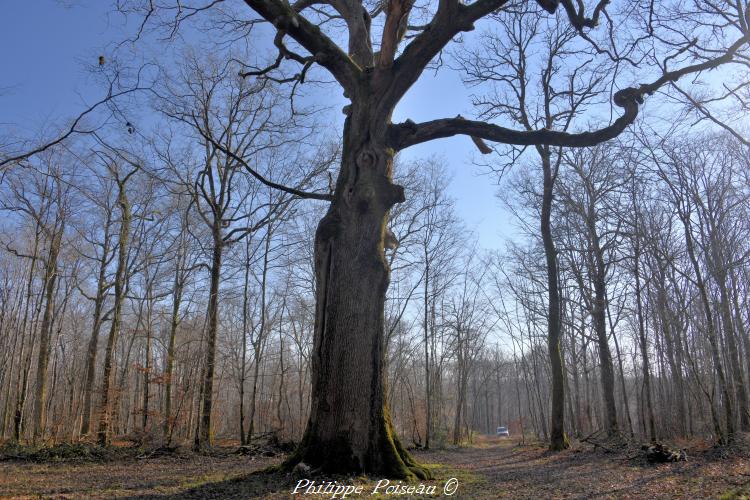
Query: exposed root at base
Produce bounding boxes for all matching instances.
[393,434,432,480]
[549,434,571,452]
[274,437,433,481]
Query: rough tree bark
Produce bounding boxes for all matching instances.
[281,102,429,478]
[236,0,747,478]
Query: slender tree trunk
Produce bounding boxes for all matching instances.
[570,333,584,437]
[276,321,286,433]
[656,269,688,436]
[717,276,749,432]
[589,220,618,436]
[528,323,548,440]
[609,311,634,437]
[81,297,105,437]
[731,279,750,430]
[81,215,112,437]
[541,149,569,450]
[246,225,271,445]
[195,229,222,449]
[239,242,251,446]
[581,341,593,432]
[32,226,63,443]
[680,210,733,443]
[246,349,262,444]
[141,287,153,433]
[97,181,131,446]
[631,210,656,441]
[453,335,465,445]
[13,231,41,442]
[423,253,431,449]
[163,263,184,444]
[512,345,525,443]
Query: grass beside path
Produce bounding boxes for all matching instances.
[0,435,748,498]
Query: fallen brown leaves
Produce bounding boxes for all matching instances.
[417,434,750,499]
[0,435,747,499]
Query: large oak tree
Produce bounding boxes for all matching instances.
[216,0,750,478]
[215,0,748,477]
[5,0,750,479]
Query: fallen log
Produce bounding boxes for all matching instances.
[641,442,687,463]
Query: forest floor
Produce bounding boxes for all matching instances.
[1,434,749,499]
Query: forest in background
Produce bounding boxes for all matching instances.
[3,126,749,450]
[0,0,749,468]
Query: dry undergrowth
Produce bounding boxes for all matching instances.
[0,435,748,499]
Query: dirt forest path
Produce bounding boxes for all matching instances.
[419,438,749,498]
[1,437,748,499]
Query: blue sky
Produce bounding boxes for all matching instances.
[1,0,517,249]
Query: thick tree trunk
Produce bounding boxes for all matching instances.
[281,109,429,479]
[541,150,569,450]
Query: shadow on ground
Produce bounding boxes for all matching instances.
[2,436,748,498]
[129,470,297,499]
[127,464,472,499]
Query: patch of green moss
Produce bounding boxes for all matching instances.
[721,485,750,500]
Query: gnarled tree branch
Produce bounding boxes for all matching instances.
[390,33,749,151]
[242,0,361,91]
